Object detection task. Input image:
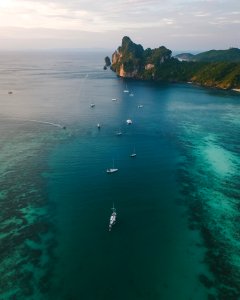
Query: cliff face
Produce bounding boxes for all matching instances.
[111,36,172,79]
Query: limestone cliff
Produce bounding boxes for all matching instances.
[111,36,172,79]
[110,37,240,90]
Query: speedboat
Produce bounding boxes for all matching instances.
[109,204,117,231]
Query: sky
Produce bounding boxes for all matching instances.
[0,0,239,51]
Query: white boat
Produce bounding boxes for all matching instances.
[116,129,122,136]
[126,119,132,125]
[123,84,129,93]
[97,123,101,129]
[130,147,136,157]
[106,160,118,173]
[138,105,143,108]
[112,98,117,101]
[90,103,95,108]
[129,92,134,97]
[109,204,117,231]
[130,146,136,157]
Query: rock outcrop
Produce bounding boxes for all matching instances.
[111,36,172,79]
[110,36,240,90]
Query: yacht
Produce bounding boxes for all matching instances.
[106,160,118,173]
[126,119,133,125]
[123,84,129,93]
[130,146,136,157]
[109,204,117,231]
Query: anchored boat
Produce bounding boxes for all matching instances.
[106,159,118,173]
[109,204,117,231]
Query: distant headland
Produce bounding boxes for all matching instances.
[107,36,240,91]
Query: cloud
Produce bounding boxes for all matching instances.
[0,0,239,50]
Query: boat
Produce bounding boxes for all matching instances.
[123,84,129,93]
[97,123,101,129]
[112,98,117,101]
[138,105,143,108]
[130,146,136,157]
[106,159,118,173]
[90,103,95,108]
[126,119,133,125]
[116,129,122,136]
[129,92,134,97]
[109,204,117,231]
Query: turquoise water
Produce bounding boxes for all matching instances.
[0,52,239,299]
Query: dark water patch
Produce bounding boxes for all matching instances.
[0,124,67,299]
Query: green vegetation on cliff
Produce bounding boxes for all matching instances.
[176,48,240,62]
[194,48,240,62]
[111,37,240,90]
[191,62,240,89]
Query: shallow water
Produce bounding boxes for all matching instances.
[0,52,239,299]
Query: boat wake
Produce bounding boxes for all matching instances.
[27,119,65,129]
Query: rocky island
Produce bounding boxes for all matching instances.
[110,36,240,91]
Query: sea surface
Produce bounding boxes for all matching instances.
[0,51,239,300]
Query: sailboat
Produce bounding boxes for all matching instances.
[109,204,117,231]
[123,84,129,93]
[130,146,136,157]
[106,159,118,173]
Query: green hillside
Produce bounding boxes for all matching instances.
[194,48,240,62]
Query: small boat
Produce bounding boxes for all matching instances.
[109,204,117,231]
[129,92,134,97]
[106,160,118,174]
[138,105,143,108]
[8,91,13,95]
[130,147,137,157]
[90,103,95,108]
[116,129,122,136]
[130,146,136,157]
[97,123,101,129]
[123,84,129,93]
[126,119,132,125]
[112,98,117,101]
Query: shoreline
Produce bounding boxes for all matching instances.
[232,88,240,93]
